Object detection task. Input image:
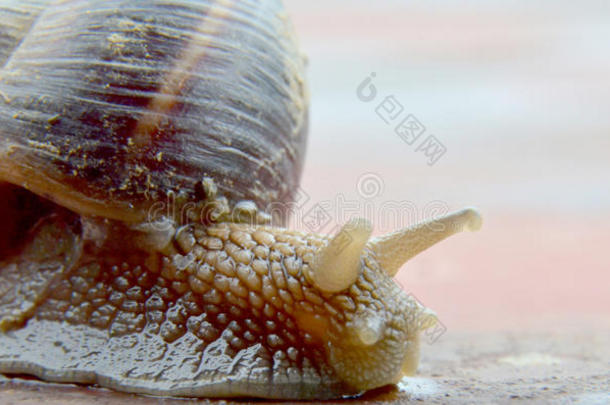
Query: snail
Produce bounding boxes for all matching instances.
[0,0,482,400]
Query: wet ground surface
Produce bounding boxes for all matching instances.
[2,330,608,404]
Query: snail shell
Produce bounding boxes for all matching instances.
[0,0,482,400]
[0,0,307,224]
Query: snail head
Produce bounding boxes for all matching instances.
[304,208,482,390]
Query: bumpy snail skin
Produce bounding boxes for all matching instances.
[0,206,481,398]
[0,0,482,400]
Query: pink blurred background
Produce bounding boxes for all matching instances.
[282,0,610,333]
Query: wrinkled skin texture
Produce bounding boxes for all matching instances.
[0,204,429,399]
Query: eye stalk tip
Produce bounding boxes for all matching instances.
[461,207,482,232]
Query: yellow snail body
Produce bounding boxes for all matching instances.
[0,0,481,399]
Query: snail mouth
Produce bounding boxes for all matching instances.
[0,182,80,262]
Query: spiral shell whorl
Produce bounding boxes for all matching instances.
[0,0,308,224]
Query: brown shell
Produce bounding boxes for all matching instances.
[0,0,308,224]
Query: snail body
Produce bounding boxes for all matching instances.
[0,0,481,400]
